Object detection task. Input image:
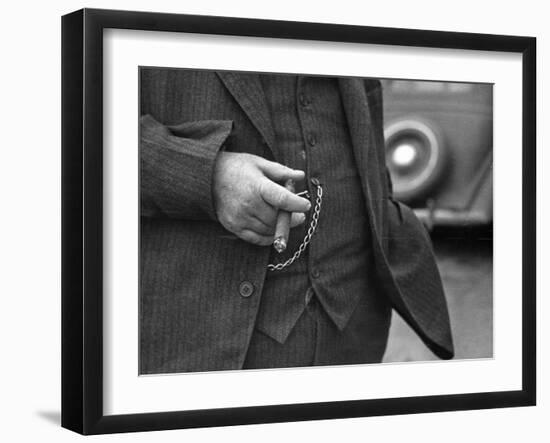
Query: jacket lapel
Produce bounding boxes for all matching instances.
[338,77,384,236]
[215,73,383,233]
[216,71,279,160]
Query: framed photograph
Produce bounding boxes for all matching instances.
[61,8,536,434]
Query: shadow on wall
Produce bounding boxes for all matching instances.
[36,410,61,426]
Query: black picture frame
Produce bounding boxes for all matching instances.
[61,8,536,435]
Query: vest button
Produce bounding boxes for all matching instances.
[299,94,311,107]
[311,268,321,279]
[307,134,317,147]
[239,281,254,298]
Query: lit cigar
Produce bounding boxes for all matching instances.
[273,179,295,253]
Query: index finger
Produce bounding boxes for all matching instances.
[258,178,311,213]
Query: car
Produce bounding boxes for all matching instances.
[381,79,493,229]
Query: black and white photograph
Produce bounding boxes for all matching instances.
[139,68,492,374]
[58,7,536,435]
[1,0,546,441]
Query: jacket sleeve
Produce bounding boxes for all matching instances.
[383,170,455,359]
[363,79,454,359]
[140,114,233,220]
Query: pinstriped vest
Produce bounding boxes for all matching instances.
[255,74,380,343]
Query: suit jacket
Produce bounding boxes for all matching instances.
[139,69,454,374]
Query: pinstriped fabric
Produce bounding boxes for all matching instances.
[254,75,389,353]
[140,115,233,219]
[140,217,271,373]
[381,199,454,357]
[253,75,310,344]
[139,68,274,373]
[244,294,390,369]
[338,79,385,236]
[139,68,453,374]
[338,79,453,358]
[243,302,318,369]
[216,72,279,160]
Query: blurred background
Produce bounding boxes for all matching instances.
[380,79,493,362]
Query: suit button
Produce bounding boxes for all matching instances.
[299,94,311,107]
[239,281,254,298]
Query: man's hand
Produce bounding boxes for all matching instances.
[213,152,311,246]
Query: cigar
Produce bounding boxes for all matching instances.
[273,179,295,253]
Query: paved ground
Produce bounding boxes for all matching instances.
[383,229,493,363]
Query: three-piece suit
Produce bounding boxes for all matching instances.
[139,68,454,374]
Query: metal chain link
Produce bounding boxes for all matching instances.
[267,183,323,271]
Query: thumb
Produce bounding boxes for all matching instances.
[257,158,305,183]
